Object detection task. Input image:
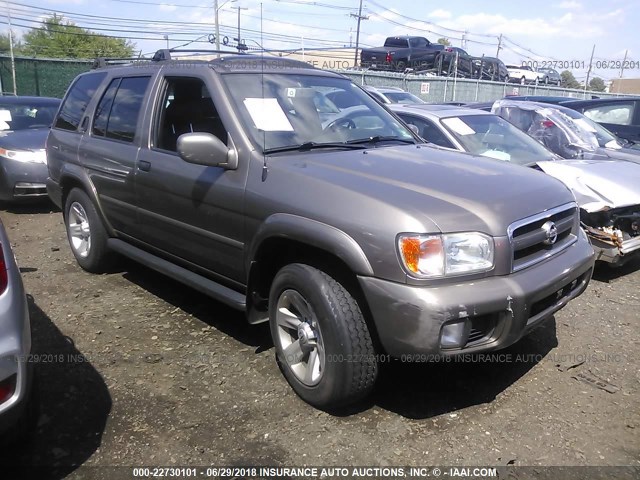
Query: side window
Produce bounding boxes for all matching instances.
[155,77,228,152]
[583,103,634,126]
[93,78,120,137]
[54,72,107,131]
[400,115,455,149]
[105,76,151,142]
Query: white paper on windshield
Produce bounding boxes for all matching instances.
[481,150,511,161]
[0,110,12,122]
[574,118,597,133]
[442,117,475,136]
[243,98,293,132]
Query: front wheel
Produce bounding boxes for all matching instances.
[64,188,112,272]
[269,263,378,409]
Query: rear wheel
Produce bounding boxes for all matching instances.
[520,76,526,85]
[64,188,112,272]
[269,263,378,409]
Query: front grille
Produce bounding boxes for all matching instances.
[509,203,578,272]
[528,270,590,322]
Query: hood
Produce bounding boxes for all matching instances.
[0,128,49,151]
[536,158,640,212]
[270,145,574,237]
[599,146,640,165]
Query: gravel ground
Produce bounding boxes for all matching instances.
[0,204,638,480]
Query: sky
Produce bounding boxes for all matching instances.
[2,0,640,82]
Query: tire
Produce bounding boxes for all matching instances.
[269,263,378,409]
[64,188,112,273]
[520,76,526,85]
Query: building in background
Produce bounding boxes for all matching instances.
[609,78,640,95]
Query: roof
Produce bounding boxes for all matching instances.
[559,96,640,106]
[504,95,582,104]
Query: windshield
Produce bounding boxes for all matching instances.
[556,106,621,148]
[0,99,60,131]
[439,114,556,165]
[384,92,425,104]
[222,73,415,152]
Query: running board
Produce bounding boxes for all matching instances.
[107,238,246,311]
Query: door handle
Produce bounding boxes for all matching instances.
[138,161,151,172]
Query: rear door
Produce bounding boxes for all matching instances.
[578,101,640,142]
[78,75,152,235]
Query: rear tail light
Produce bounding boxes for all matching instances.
[0,374,16,404]
[542,120,555,128]
[385,52,393,63]
[0,244,7,294]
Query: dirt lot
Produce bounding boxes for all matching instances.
[0,204,639,479]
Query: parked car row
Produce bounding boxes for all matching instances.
[359,35,562,85]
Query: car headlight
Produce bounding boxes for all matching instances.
[0,147,46,164]
[398,232,494,278]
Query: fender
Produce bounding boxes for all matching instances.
[57,163,117,237]
[247,213,374,276]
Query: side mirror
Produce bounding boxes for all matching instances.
[177,132,238,170]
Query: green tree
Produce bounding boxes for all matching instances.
[21,14,136,59]
[437,37,451,46]
[0,32,22,54]
[589,77,606,92]
[560,70,580,89]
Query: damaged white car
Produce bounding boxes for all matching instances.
[492,100,640,265]
[389,102,640,266]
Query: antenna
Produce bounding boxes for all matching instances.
[260,2,268,182]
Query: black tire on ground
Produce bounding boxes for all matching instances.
[64,188,112,273]
[269,263,378,409]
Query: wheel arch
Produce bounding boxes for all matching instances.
[245,214,375,325]
[59,165,115,236]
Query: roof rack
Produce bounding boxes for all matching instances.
[92,56,148,69]
[151,48,251,61]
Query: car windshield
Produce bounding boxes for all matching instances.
[221,73,415,152]
[556,107,622,149]
[0,99,60,131]
[384,92,425,104]
[439,114,556,165]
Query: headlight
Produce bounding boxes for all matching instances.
[398,232,494,278]
[0,147,46,164]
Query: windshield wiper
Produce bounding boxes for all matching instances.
[346,136,416,146]
[264,142,367,154]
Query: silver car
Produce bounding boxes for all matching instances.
[0,218,33,437]
[390,103,640,266]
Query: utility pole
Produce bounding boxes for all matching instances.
[461,31,467,50]
[495,34,503,58]
[351,0,368,67]
[584,44,595,93]
[235,5,248,51]
[618,49,628,93]
[214,0,221,57]
[6,1,17,95]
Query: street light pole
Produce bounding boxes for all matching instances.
[236,5,248,51]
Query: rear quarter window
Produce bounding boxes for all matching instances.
[583,103,635,126]
[54,72,107,131]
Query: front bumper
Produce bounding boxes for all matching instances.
[0,159,49,202]
[358,233,595,357]
[591,236,640,265]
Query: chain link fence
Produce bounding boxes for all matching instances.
[1,55,634,103]
[0,55,92,98]
[340,69,633,103]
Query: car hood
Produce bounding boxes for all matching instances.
[598,146,640,164]
[0,128,48,151]
[536,158,640,212]
[271,145,574,236]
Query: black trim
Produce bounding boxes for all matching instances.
[107,238,246,311]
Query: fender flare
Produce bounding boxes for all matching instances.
[247,213,374,276]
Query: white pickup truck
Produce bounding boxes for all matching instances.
[506,64,546,84]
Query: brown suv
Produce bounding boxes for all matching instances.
[46,52,595,409]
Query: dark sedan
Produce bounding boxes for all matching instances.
[0,96,61,203]
[560,97,640,144]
